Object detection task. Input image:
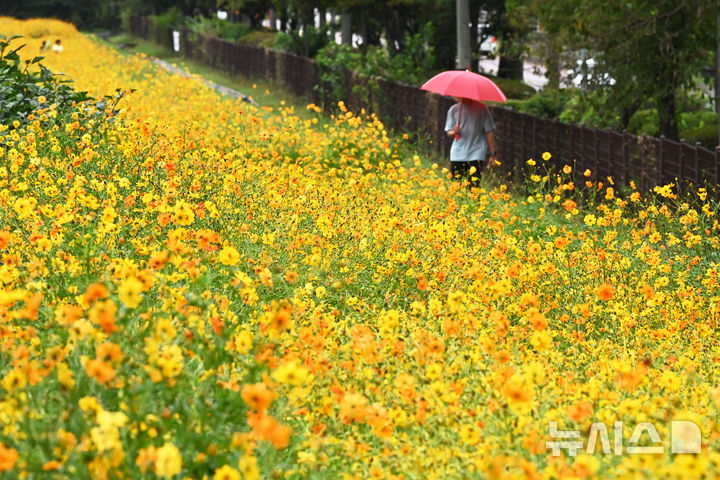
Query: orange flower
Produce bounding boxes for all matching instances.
[96,342,123,363]
[338,392,368,424]
[284,270,298,283]
[0,443,18,472]
[148,250,170,270]
[596,283,615,301]
[0,231,10,249]
[269,307,292,332]
[84,283,108,304]
[642,284,654,300]
[42,460,63,471]
[567,401,593,422]
[85,359,116,384]
[528,309,548,331]
[241,382,276,412]
[20,292,42,320]
[247,413,291,448]
[561,199,577,212]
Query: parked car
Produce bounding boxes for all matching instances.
[477,23,497,56]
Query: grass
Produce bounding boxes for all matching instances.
[99,31,451,170]
[101,32,317,121]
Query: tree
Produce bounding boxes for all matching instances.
[456,0,471,68]
[507,0,580,89]
[478,0,525,79]
[577,0,714,139]
[219,0,273,28]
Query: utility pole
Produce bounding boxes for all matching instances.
[456,0,471,69]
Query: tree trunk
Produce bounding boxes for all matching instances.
[657,91,679,140]
[269,9,276,30]
[498,56,523,79]
[716,0,720,145]
[545,41,560,89]
[456,0,471,68]
[341,8,352,45]
[469,0,480,55]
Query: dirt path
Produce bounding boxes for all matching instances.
[151,57,258,106]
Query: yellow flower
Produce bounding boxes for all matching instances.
[173,200,195,226]
[218,246,240,266]
[425,363,442,380]
[154,442,182,478]
[118,277,143,308]
[214,465,241,480]
[272,361,309,386]
[459,423,481,445]
[238,455,261,480]
[542,152,551,161]
[13,197,36,219]
[504,375,534,414]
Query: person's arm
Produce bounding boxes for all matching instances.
[486,130,498,165]
[446,124,459,138]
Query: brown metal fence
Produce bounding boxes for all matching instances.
[129,16,720,192]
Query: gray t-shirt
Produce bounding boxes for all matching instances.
[444,102,496,162]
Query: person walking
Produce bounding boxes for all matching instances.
[445,96,497,188]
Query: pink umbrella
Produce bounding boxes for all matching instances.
[421,68,506,140]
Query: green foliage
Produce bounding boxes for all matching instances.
[186,16,251,42]
[0,36,127,130]
[149,7,185,31]
[274,25,332,58]
[314,22,438,111]
[314,43,361,107]
[506,89,573,118]
[679,110,719,149]
[488,76,535,100]
[679,110,718,133]
[360,22,436,86]
[627,109,659,137]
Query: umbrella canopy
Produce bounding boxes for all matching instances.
[421,69,507,103]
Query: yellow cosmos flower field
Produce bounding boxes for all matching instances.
[2,17,720,480]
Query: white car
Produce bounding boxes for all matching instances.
[477,24,497,56]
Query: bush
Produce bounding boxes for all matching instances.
[238,30,277,48]
[489,76,535,100]
[360,23,436,87]
[0,36,126,130]
[274,25,332,58]
[506,88,571,118]
[679,110,717,132]
[150,7,185,31]
[680,124,718,149]
[186,16,250,43]
[315,43,361,106]
[626,109,659,137]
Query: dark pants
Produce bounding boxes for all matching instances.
[450,160,485,188]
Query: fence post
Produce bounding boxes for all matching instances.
[659,135,665,186]
[694,142,701,186]
[621,130,628,188]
